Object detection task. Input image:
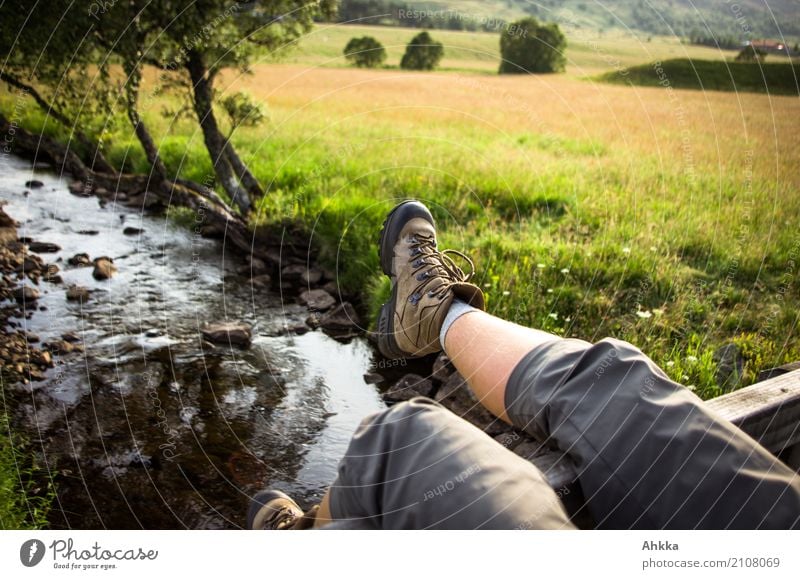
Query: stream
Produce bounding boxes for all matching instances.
[1,155,393,529]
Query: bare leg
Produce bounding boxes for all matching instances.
[443,310,559,422]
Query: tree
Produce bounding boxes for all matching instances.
[735,44,766,63]
[343,36,387,68]
[400,31,444,71]
[498,17,566,74]
[0,0,117,173]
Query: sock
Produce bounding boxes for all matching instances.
[439,299,478,350]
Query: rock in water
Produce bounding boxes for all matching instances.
[299,288,336,311]
[13,286,39,303]
[383,374,435,402]
[68,253,92,267]
[202,322,252,347]
[26,240,61,253]
[319,302,361,333]
[25,180,44,189]
[92,257,117,280]
[122,227,144,235]
[66,285,90,302]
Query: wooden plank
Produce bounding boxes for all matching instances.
[707,369,800,454]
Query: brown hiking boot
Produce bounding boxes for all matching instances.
[377,201,484,359]
[246,489,318,530]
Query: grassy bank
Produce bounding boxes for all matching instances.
[0,414,51,529]
[2,28,799,401]
[599,58,800,96]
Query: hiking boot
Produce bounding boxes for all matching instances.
[377,200,484,359]
[246,489,317,530]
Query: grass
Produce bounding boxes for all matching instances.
[2,26,800,403]
[0,413,52,529]
[599,58,800,96]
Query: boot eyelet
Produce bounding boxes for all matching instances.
[416,272,429,281]
[409,292,421,305]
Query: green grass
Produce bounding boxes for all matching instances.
[0,414,52,529]
[599,58,800,95]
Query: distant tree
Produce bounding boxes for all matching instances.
[400,31,444,70]
[343,36,387,68]
[736,44,766,63]
[499,17,566,74]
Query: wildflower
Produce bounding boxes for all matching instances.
[682,374,690,381]
[502,290,510,296]
[537,263,546,269]
[652,308,664,316]
[560,268,569,274]
[686,355,698,363]
[650,246,657,252]
[666,360,675,367]
[636,310,652,319]
[547,288,554,293]
[687,385,696,391]
[622,247,631,254]
[548,313,558,320]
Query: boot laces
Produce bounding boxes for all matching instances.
[409,233,475,301]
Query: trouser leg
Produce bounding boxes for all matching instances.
[326,397,576,529]
[504,338,800,529]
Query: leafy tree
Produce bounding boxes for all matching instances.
[344,36,387,68]
[735,44,766,63]
[499,17,566,74]
[400,31,443,71]
[0,0,117,173]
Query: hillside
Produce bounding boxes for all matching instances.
[344,0,800,44]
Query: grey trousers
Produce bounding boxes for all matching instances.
[326,338,800,529]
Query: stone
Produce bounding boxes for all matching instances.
[249,257,269,275]
[123,226,144,235]
[250,274,272,289]
[68,253,92,267]
[68,181,90,195]
[77,230,99,236]
[25,180,44,189]
[319,302,361,333]
[61,331,81,343]
[301,267,323,285]
[305,313,321,329]
[12,286,39,303]
[383,373,435,402]
[281,264,307,281]
[363,372,384,385]
[435,371,509,436]
[202,322,252,347]
[44,340,74,355]
[713,343,744,389]
[431,352,454,382]
[66,285,90,302]
[299,289,336,311]
[92,256,117,280]
[321,281,338,295]
[27,240,61,253]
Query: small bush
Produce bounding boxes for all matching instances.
[400,31,444,71]
[735,44,766,63]
[343,36,387,68]
[499,17,566,74]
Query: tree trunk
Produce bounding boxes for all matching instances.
[0,71,118,175]
[123,60,168,180]
[224,142,264,199]
[185,50,252,215]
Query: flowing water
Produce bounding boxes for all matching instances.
[1,155,391,529]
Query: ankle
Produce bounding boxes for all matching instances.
[439,299,479,351]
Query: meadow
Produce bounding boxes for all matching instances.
[5,24,800,398]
